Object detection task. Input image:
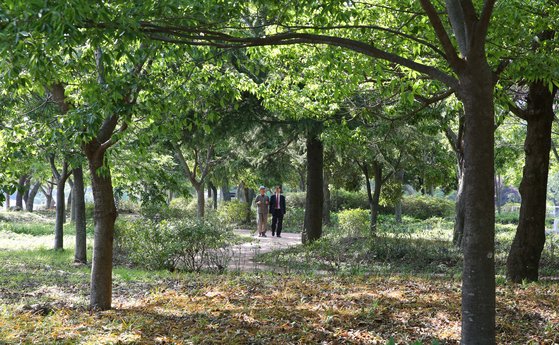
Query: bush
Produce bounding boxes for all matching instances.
[288,190,369,211]
[338,209,370,236]
[219,200,253,225]
[495,212,519,225]
[282,206,305,233]
[115,216,237,272]
[401,195,454,220]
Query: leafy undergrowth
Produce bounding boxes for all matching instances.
[1,274,558,344]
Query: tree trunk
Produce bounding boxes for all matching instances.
[453,165,466,247]
[54,163,70,250]
[323,172,331,225]
[244,186,251,223]
[298,168,306,192]
[23,178,30,207]
[221,181,231,202]
[68,179,75,222]
[495,174,502,215]
[459,65,496,344]
[302,126,324,243]
[86,145,118,310]
[210,182,218,210]
[507,82,556,283]
[15,174,28,209]
[363,163,375,234]
[237,182,246,202]
[195,183,205,219]
[395,169,404,223]
[5,192,9,209]
[26,182,41,212]
[73,165,87,264]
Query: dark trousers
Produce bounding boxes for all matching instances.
[271,209,284,236]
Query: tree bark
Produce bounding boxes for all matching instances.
[195,183,205,219]
[221,181,231,202]
[15,174,28,209]
[446,112,466,248]
[210,182,218,210]
[86,143,118,310]
[53,160,71,250]
[495,174,502,215]
[23,178,30,207]
[26,181,41,212]
[458,64,496,345]
[298,168,306,192]
[322,172,331,225]
[302,125,324,243]
[395,169,404,223]
[68,179,75,222]
[42,182,54,209]
[507,82,556,283]
[363,162,382,234]
[73,165,87,264]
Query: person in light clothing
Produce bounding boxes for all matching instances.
[254,186,270,237]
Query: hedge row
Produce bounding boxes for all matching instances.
[286,191,454,220]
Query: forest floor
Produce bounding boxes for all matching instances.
[1,211,559,344]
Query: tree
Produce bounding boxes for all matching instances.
[133,1,499,340]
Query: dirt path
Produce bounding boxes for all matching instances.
[229,229,301,272]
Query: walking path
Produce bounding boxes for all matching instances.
[229,229,301,272]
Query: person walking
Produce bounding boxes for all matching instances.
[254,186,270,237]
[269,185,286,237]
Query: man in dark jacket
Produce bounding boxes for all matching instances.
[269,185,286,237]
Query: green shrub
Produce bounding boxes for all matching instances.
[401,195,454,219]
[338,209,370,236]
[495,212,519,225]
[219,200,253,225]
[169,197,191,211]
[115,216,237,272]
[282,206,305,233]
[117,199,140,214]
[288,190,369,211]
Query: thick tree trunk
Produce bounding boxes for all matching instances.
[26,182,41,212]
[195,184,205,219]
[73,165,87,264]
[459,66,496,344]
[302,126,324,243]
[323,172,331,225]
[86,146,117,310]
[507,82,556,283]
[453,165,465,247]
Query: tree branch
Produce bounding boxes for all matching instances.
[418,0,464,72]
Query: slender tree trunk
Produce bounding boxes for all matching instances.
[73,165,87,264]
[68,179,75,222]
[26,182,41,212]
[363,163,375,233]
[86,145,118,310]
[298,168,306,192]
[507,82,556,283]
[221,182,231,202]
[244,186,251,223]
[15,174,28,209]
[459,66,496,344]
[495,174,502,215]
[322,172,331,226]
[302,126,324,243]
[195,183,205,219]
[371,163,383,233]
[209,182,218,210]
[5,192,9,209]
[54,161,70,250]
[394,169,404,223]
[23,178,30,207]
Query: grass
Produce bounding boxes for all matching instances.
[1,210,559,344]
